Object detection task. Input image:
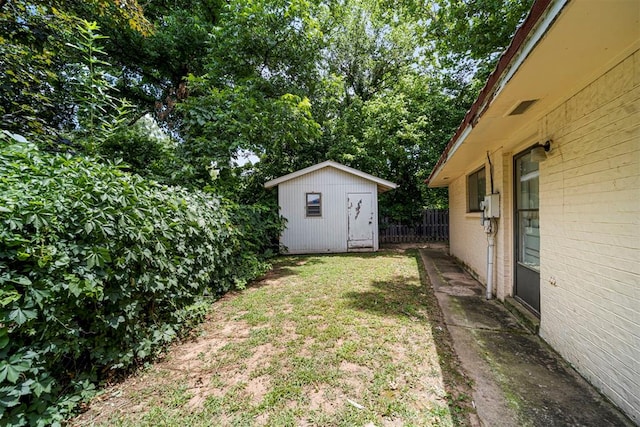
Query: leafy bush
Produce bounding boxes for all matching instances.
[98,121,178,183]
[0,131,275,425]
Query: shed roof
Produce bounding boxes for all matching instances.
[426,0,640,187]
[264,160,398,193]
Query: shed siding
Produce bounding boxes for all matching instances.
[539,50,640,422]
[278,168,378,254]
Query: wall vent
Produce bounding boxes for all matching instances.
[508,99,538,115]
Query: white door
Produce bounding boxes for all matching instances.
[347,193,374,249]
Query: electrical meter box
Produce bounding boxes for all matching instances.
[481,194,500,218]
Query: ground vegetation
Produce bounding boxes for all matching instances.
[0,0,532,423]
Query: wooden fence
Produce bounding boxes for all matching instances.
[380,209,449,243]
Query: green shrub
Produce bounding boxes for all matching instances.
[0,131,273,425]
[97,119,178,184]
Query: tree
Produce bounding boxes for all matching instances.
[0,0,534,211]
[176,0,325,196]
[324,72,460,220]
[0,2,71,136]
[94,1,225,130]
[0,1,152,138]
[0,0,224,139]
[426,0,534,86]
[315,0,455,219]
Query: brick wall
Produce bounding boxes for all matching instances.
[448,165,488,283]
[449,149,516,300]
[538,49,640,423]
[494,149,512,300]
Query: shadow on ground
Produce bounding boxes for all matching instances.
[253,251,410,286]
[341,249,476,426]
[342,275,426,320]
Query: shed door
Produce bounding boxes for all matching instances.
[514,149,540,315]
[347,193,374,249]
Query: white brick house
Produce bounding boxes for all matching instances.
[427,0,639,422]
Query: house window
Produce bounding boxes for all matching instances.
[306,193,322,217]
[467,167,486,212]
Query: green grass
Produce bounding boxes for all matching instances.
[73,250,472,426]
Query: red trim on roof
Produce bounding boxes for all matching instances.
[425,0,554,185]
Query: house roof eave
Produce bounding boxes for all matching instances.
[426,0,556,187]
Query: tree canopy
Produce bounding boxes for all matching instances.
[0,0,533,216]
[1,0,536,422]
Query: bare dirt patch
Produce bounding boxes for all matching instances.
[72,251,473,426]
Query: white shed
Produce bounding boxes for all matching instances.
[264,161,397,254]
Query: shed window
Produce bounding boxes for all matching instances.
[467,167,486,212]
[306,193,322,217]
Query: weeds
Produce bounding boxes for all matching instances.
[74,250,472,426]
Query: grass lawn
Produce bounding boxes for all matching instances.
[73,249,472,426]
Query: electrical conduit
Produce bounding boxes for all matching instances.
[486,221,495,300]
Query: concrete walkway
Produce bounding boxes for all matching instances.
[418,247,634,427]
